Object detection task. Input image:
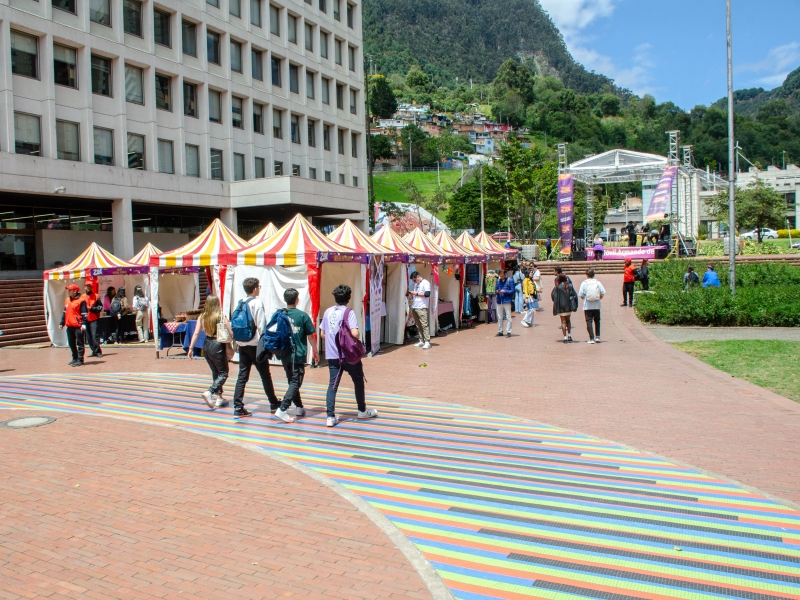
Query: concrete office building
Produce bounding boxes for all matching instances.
[0,0,367,274]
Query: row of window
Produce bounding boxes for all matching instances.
[13,112,360,185]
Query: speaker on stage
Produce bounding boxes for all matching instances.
[572,251,587,261]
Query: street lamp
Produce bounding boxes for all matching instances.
[727,0,736,294]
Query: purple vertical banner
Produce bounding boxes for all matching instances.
[557,174,575,255]
[645,166,678,223]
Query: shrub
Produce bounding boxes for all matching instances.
[777,229,800,238]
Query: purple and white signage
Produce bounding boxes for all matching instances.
[644,166,678,223]
[557,174,575,254]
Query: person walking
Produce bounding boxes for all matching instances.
[521,270,536,328]
[320,284,378,428]
[132,285,150,343]
[578,269,606,344]
[530,263,543,311]
[593,235,604,261]
[274,288,318,424]
[80,280,103,357]
[110,287,131,344]
[408,271,431,349]
[639,259,650,291]
[59,284,85,366]
[621,258,636,307]
[552,273,577,343]
[545,237,553,260]
[512,267,524,313]
[189,295,234,412]
[494,269,514,337]
[231,277,281,417]
[627,222,637,247]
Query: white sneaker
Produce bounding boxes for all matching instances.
[595,337,601,343]
[326,416,339,427]
[414,341,424,347]
[423,342,431,349]
[358,408,378,420]
[202,391,215,409]
[214,396,230,408]
[521,322,530,328]
[294,406,306,417]
[275,409,295,423]
[587,339,595,345]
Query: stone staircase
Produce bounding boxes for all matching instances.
[0,279,50,348]
[546,254,800,276]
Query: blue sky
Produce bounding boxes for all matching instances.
[538,0,800,110]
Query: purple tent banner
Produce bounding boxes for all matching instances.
[586,246,667,261]
[645,166,678,223]
[557,174,575,255]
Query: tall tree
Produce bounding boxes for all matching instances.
[369,75,398,118]
[705,178,787,242]
[370,134,394,167]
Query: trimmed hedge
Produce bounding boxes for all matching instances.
[778,229,800,238]
[636,261,800,326]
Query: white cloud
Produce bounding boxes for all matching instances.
[538,0,615,40]
[738,42,800,89]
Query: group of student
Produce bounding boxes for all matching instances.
[190,277,377,427]
[59,281,150,366]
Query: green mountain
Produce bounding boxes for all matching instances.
[712,66,800,116]
[362,0,613,93]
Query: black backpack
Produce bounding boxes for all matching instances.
[110,298,122,318]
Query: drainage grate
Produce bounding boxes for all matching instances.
[1,416,56,429]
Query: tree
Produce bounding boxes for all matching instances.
[370,134,394,167]
[420,184,451,231]
[398,124,431,167]
[405,68,431,90]
[445,175,505,232]
[369,74,398,118]
[706,178,787,242]
[399,180,426,228]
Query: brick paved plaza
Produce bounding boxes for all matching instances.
[2,273,800,599]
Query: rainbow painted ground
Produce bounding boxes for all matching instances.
[2,373,799,600]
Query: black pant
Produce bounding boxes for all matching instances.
[233,345,279,412]
[585,309,600,339]
[115,316,125,343]
[84,320,101,355]
[66,326,85,363]
[641,277,650,291]
[622,282,635,306]
[326,359,365,418]
[279,360,306,411]
[203,337,228,395]
[594,250,603,261]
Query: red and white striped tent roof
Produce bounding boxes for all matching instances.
[328,220,406,263]
[44,243,146,280]
[248,223,278,245]
[433,231,487,264]
[150,219,248,267]
[236,214,368,266]
[130,243,162,266]
[371,226,438,264]
[456,231,504,261]
[403,228,462,264]
[475,231,520,259]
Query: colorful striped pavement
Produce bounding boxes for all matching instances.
[2,373,800,600]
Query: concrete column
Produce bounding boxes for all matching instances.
[0,20,14,153]
[112,198,135,258]
[220,208,238,234]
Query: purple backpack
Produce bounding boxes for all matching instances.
[335,307,366,365]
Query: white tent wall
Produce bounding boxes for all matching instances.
[157,273,199,320]
[320,262,366,343]
[436,270,461,329]
[383,262,408,345]
[408,263,437,338]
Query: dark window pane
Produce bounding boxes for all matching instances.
[52,0,76,14]
[252,49,263,80]
[182,21,197,56]
[183,82,197,117]
[11,32,38,79]
[210,149,223,180]
[207,31,221,64]
[90,0,111,26]
[53,45,77,88]
[123,0,142,36]
[271,56,281,86]
[91,55,112,96]
[155,74,171,111]
[154,9,171,47]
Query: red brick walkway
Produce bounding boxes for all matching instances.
[0,411,431,599]
[3,272,799,507]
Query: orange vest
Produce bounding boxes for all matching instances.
[81,292,99,322]
[64,296,83,328]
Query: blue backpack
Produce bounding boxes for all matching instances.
[258,308,294,361]
[230,297,257,342]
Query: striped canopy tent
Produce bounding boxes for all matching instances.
[44,242,146,280]
[328,220,406,263]
[475,231,520,260]
[248,223,278,245]
[456,231,503,261]
[433,231,487,264]
[371,226,439,264]
[130,243,161,266]
[403,228,462,264]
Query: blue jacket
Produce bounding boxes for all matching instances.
[702,271,721,287]
[495,276,515,304]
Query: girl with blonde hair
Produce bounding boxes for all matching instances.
[189,295,233,409]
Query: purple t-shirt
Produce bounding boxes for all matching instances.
[320,305,358,360]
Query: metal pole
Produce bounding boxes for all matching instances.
[727,0,736,294]
[480,163,485,232]
[365,66,374,226]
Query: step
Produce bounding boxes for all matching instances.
[0,333,51,347]
[0,313,46,327]
[0,323,49,336]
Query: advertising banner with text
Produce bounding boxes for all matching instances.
[644,166,678,223]
[369,255,384,355]
[557,174,575,254]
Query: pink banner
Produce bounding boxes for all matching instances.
[586,246,666,260]
[557,174,575,254]
[645,166,678,222]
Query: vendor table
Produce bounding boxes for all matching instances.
[98,314,137,344]
[437,300,456,330]
[160,320,204,357]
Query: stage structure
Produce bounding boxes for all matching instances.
[560,132,727,252]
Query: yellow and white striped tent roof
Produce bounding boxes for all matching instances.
[151,219,248,267]
[475,231,520,259]
[328,220,406,263]
[403,228,462,264]
[130,243,162,266]
[371,226,438,264]
[44,243,146,280]
[433,230,487,264]
[248,223,278,245]
[456,231,504,261]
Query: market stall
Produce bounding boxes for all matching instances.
[328,220,407,350]
[247,223,278,245]
[149,219,248,357]
[43,243,148,347]
[475,231,520,271]
[233,214,369,362]
[457,232,502,320]
[434,231,487,327]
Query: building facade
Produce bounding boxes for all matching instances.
[0,0,367,272]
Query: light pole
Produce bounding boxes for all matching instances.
[727,0,736,294]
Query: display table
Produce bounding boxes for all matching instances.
[160,320,204,357]
[436,300,454,315]
[98,314,137,343]
[437,300,456,330]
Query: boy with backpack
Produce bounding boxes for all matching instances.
[230,277,280,418]
[274,288,318,423]
[319,284,378,427]
[578,268,606,344]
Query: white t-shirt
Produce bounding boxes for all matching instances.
[411,278,430,310]
[320,305,358,360]
[578,278,606,311]
[238,296,266,347]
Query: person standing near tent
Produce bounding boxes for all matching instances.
[59,284,85,366]
[274,288,318,424]
[512,267,524,313]
[521,270,536,328]
[621,258,636,307]
[132,285,150,343]
[80,280,103,357]
[320,284,378,428]
[189,294,234,411]
[408,271,431,350]
[231,277,281,417]
[110,287,132,344]
[495,269,514,338]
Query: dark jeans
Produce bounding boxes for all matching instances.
[641,277,650,291]
[622,282,635,306]
[66,326,85,363]
[279,360,306,411]
[585,309,601,339]
[233,345,279,412]
[326,359,365,418]
[115,316,126,343]
[84,320,101,355]
[593,250,603,261]
[203,337,228,395]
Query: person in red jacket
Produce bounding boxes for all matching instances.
[59,284,86,366]
[621,257,636,307]
[80,279,103,358]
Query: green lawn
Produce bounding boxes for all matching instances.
[373,170,466,204]
[672,340,800,402]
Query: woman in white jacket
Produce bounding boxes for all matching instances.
[132,285,150,343]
